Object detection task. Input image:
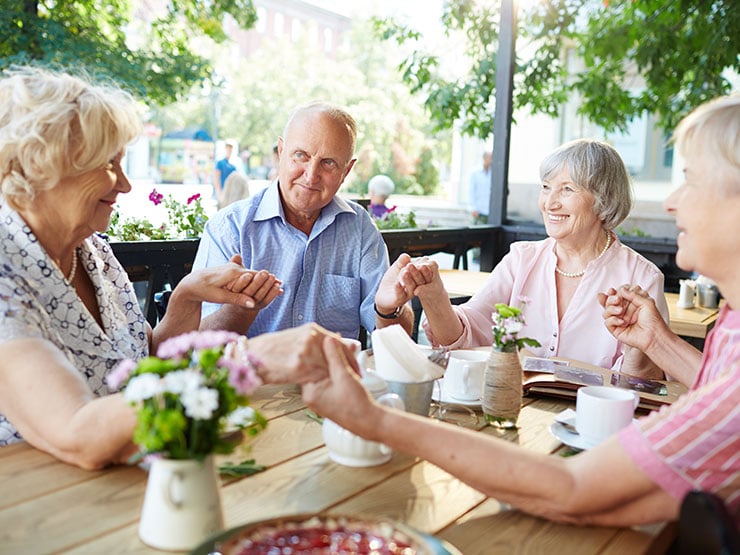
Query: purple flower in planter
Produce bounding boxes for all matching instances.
[187,193,201,205]
[149,189,164,205]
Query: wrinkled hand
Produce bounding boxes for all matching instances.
[374,254,443,312]
[246,323,351,385]
[174,257,266,309]
[301,336,376,431]
[223,254,283,311]
[598,285,665,352]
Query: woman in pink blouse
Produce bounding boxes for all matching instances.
[375,138,668,376]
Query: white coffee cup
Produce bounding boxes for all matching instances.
[444,350,487,401]
[575,386,639,446]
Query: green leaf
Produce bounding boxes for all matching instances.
[219,459,266,478]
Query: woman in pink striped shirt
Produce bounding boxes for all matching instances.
[305,94,740,527]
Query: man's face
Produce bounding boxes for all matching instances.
[277,111,355,221]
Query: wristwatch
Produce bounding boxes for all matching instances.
[374,302,402,319]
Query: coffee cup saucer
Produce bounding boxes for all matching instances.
[431,378,481,407]
[549,420,599,451]
[549,409,637,451]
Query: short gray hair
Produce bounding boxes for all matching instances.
[673,94,740,194]
[368,174,395,198]
[0,66,142,207]
[539,138,633,230]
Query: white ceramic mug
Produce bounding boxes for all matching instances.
[575,386,639,446]
[444,350,487,401]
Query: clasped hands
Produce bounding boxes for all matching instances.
[374,253,444,313]
[183,253,283,312]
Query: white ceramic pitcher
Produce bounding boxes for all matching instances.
[138,455,224,551]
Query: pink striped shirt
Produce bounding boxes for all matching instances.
[619,305,740,523]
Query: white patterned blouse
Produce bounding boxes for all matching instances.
[0,198,149,445]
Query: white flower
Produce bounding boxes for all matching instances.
[163,369,203,394]
[505,320,523,335]
[181,387,219,420]
[226,406,256,428]
[124,374,162,403]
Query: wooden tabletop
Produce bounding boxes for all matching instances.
[664,292,720,339]
[438,270,720,341]
[0,383,675,554]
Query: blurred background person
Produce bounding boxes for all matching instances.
[368,174,395,219]
[219,171,250,209]
[213,139,238,200]
[469,150,492,225]
[267,143,279,181]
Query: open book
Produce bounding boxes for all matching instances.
[520,353,688,412]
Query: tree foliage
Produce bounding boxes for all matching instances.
[0,0,257,105]
[179,18,447,195]
[376,0,740,136]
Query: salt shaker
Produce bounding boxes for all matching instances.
[677,279,696,309]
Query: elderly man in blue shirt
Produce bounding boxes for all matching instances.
[193,102,414,340]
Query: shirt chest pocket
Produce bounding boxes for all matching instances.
[320,274,361,316]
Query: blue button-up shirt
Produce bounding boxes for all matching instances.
[193,183,389,339]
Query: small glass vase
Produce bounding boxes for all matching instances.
[482,348,522,428]
[138,454,224,551]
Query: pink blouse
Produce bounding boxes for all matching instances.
[423,236,669,370]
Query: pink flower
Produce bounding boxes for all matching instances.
[221,355,263,395]
[156,330,242,359]
[149,189,164,205]
[187,193,201,205]
[107,359,137,390]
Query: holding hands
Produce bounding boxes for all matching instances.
[375,254,443,311]
[175,254,283,310]
[240,323,350,385]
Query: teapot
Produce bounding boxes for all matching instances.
[322,372,404,467]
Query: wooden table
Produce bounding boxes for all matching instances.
[664,292,720,339]
[437,270,720,342]
[0,384,675,554]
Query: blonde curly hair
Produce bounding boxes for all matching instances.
[0,66,142,208]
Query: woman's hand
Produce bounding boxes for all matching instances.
[178,254,282,310]
[598,285,667,353]
[222,254,283,310]
[246,323,346,385]
[301,336,378,436]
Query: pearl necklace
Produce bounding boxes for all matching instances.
[66,249,78,283]
[555,231,611,278]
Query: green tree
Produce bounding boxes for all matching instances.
[0,0,257,105]
[211,17,449,194]
[376,0,740,136]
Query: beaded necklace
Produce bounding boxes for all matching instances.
[555,230,611,278]
[66,249,78,282]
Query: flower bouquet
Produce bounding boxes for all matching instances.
[110,330,269,549]
[483,299,540,427]
[108,330,267,461]
[491,300,541,353]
